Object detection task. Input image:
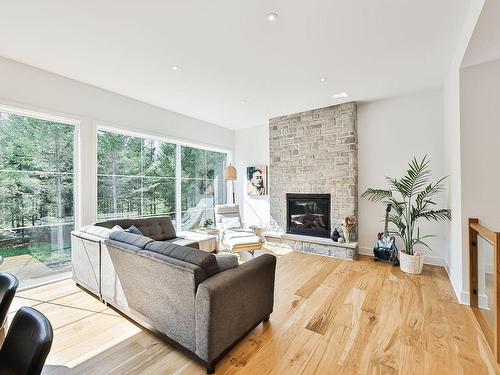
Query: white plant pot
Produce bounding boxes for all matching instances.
[399,251,424,275]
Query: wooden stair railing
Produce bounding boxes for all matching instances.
[469,218,500,363]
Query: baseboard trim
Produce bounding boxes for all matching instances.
[358,246,445,266]
[460,291,470,305]
[443,262,470,304]
[457,289,488,306]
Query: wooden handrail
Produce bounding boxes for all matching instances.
[469,217,500,363]
[470,221,497,243]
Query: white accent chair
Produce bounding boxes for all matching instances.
[215,204,262,255]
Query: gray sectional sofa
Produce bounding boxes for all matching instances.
[94,216,201,248]
[70,216,276,373]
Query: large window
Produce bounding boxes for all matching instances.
[97,130,228,230]
[97,130,177,222]
[0,110,75,287]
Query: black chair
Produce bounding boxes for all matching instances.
[0,307,53,375]
[0,272,18,329]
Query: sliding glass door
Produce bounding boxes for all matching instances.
[180,146,227,230]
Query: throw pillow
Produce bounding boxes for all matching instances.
[221,217,242,230]
[110,225,124,232]
[82,225,112,239]
[215,253,239,271]
[128,225,143,236]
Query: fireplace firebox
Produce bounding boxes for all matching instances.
[286,193,331,238]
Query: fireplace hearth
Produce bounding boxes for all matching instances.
[286,193,331,238]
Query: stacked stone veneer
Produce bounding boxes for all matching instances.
[269,102,358,238]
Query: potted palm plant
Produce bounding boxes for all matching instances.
[362,156,451,274]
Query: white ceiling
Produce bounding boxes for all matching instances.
[462,0,500,68]
[0,0,471,129]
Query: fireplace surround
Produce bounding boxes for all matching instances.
[269,102,358,240]
[286,193,331,238]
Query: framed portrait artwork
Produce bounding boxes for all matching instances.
[246,165,268,196]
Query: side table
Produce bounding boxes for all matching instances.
[177,230,219,253]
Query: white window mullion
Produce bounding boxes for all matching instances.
[140,139,144,216]
[175,144,182,232]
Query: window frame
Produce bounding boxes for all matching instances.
[96,124,232,232]
[0,103,81,228]
[0,103,81,288]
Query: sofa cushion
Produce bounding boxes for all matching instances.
[96,216,177,241]
[138,250,209,287]
[135,217,176,241]
[109,231,154,249]
[105,239,143,252]
[81,225,112,239]
[145,241,219,277]
[215,253,239,272]
[128,225,143,236]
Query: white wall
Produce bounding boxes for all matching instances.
[461,58,500,229]
[0,57,234,228]
[233,125,270,227]
[456,3,500,306]
[443,65,465,299]
[358,89,447,265]
[235,90,449,267]
[443,0,485,303]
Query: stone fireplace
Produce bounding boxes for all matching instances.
[267,102,358,259]
[269,102,357,234]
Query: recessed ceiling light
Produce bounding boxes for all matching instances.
[332,92,348,98]
[320,77,327,82]
[240,101,246,105]
[267,12,278,22]
[171,65,179,71]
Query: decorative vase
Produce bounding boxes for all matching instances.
[344,232,351,243]
[399,251,424,275]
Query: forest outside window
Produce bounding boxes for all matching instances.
[0,110,75,287]
[97,130,177,222]
[97,129,228,231]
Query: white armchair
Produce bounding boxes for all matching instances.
[214,204,262,255]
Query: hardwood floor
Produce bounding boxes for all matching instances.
[8,251,498,374]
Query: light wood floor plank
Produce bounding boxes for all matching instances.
[7,250,498,374]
